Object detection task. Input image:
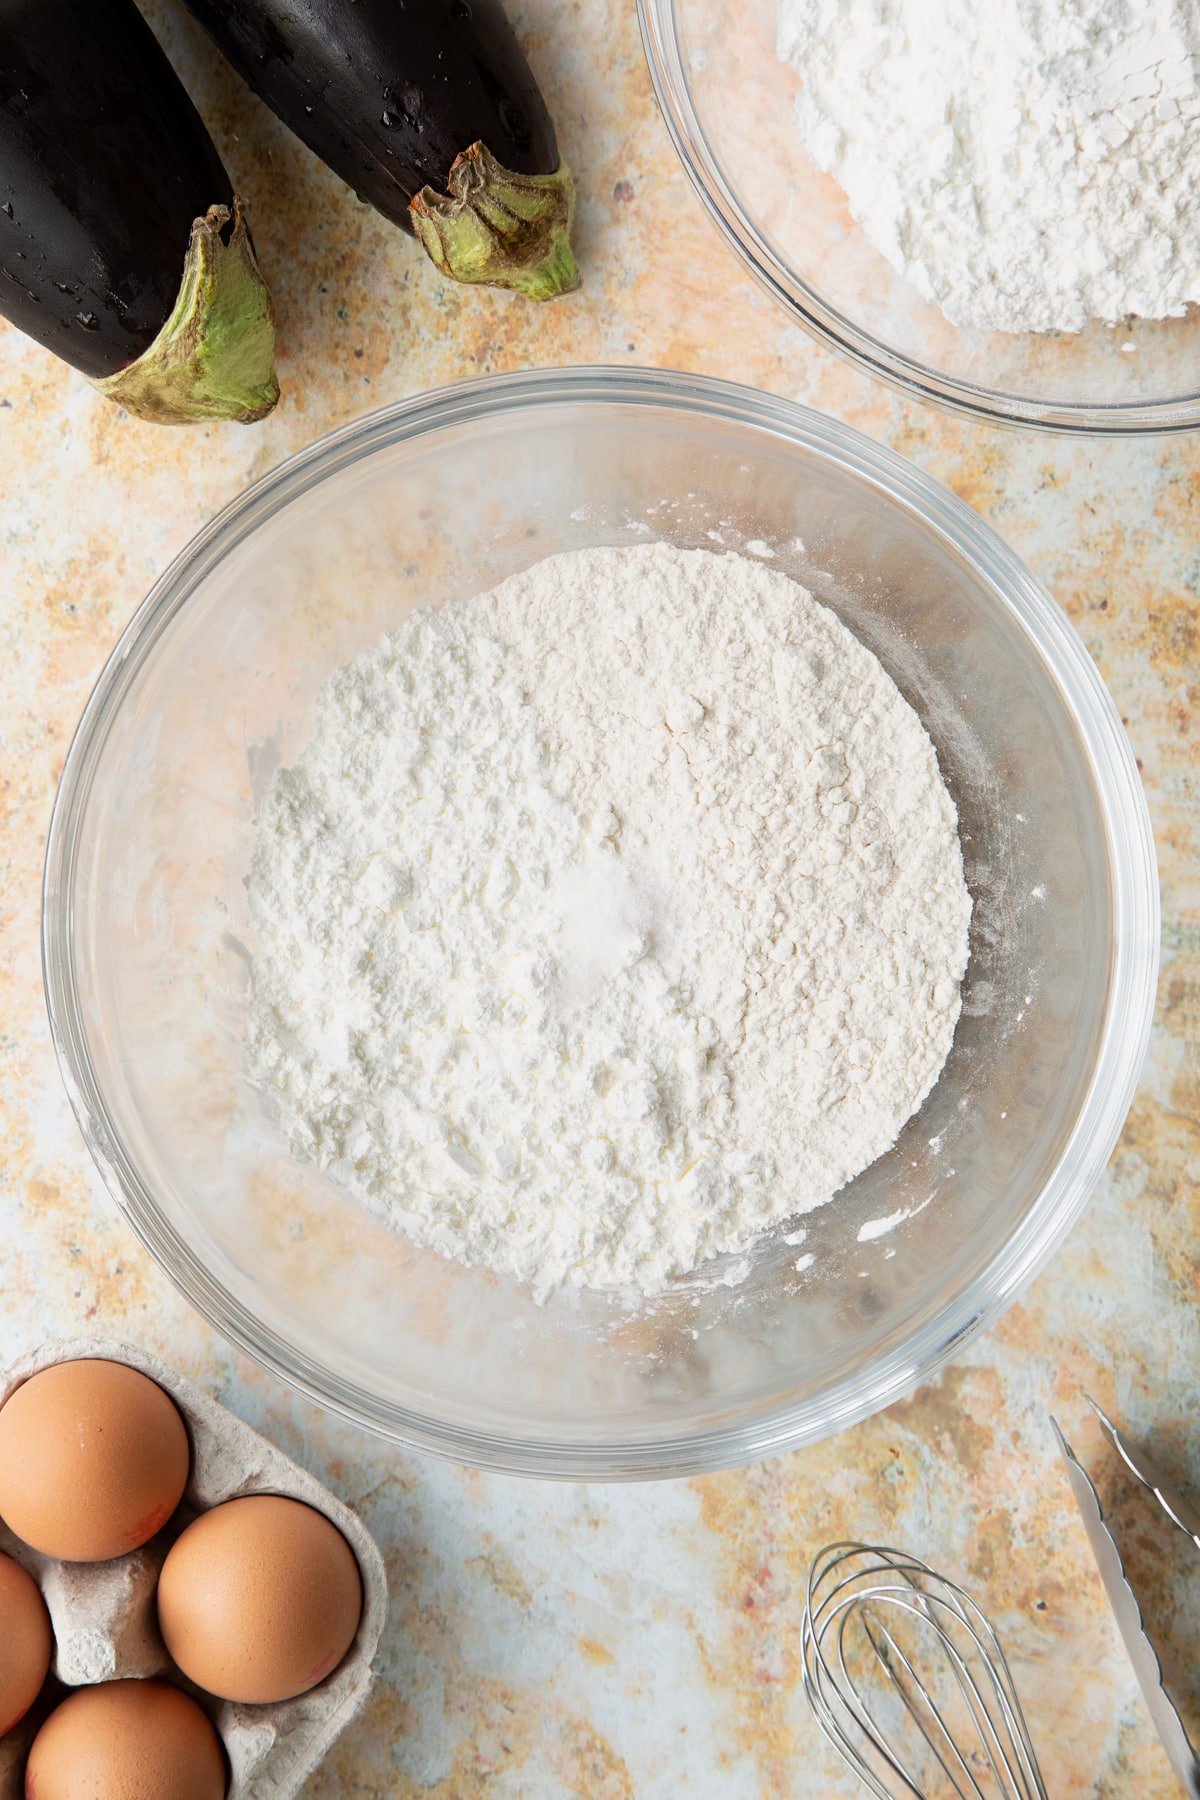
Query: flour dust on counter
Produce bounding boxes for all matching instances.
[246,545,971,1299]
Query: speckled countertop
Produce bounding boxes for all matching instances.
[1,1,1198,1794]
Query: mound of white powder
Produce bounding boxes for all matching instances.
[247,545,971,1298]
[777,0,1200,333]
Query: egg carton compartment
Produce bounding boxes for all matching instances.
[0,1338,388,1799]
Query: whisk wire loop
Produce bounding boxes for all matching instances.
[860,1609,991,1798]
[802,1543,1047,1800]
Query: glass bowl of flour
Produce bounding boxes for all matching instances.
[44,368,1157,1476]
[640,0,1200,432]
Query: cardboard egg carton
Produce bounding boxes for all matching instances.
[0,1338,387,1799]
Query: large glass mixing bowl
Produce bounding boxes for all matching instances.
[43,369,1158,1477]
[639,0,1200,433]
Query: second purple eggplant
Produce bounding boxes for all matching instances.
[183,0,579,302]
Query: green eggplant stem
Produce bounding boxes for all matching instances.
[93,199,279,425]
[410,142,580,302]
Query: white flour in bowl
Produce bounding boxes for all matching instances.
[246,545,971,1299]
[776,0,1200,333]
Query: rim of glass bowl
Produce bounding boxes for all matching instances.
[42,367,1160,1479]
[637,0,1200,436]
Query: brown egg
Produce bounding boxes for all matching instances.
[0,1552,52,1738]
[0,1360,190,1562]
[157,1494,363,1704]
[23,1679,225,1800]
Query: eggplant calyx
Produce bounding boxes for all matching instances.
[410,143,580,302]
[92,200,279,425]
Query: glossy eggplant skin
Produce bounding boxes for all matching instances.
[182,0,560,233]
[0,0,232,379]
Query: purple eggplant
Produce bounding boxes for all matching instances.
[182,0,579,302]
[0,0,278,423]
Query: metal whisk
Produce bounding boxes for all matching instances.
[801,1543,1047,1800]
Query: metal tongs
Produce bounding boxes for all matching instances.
[1052,1397,1200,1796]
